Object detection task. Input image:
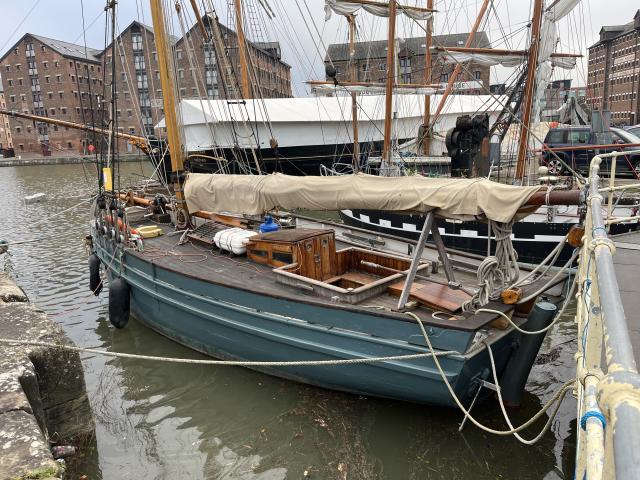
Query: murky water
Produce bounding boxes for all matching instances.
[1,162,577,479]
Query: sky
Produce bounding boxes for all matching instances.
[1,0,639,96]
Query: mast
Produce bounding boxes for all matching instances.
[109,0,117,173]
[149,0,190,221]
[430,0,490,124]
[348,14,360,171]
[514,0,544,181]
[421,0,433,155]
[381,0,397,167]
[233,0,251,99]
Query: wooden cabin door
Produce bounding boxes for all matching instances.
[315,234,336,280]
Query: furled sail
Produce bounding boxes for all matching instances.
[532,0,581,121]
[438,50,577,70]
[441,51,527,68]
[308,82,439,95]
[324,0,432,21]
[184,173,541,223]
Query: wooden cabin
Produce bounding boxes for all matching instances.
[246,229,337,281]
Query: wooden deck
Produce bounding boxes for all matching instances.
[128,222,564,333]
[611,230,640,365]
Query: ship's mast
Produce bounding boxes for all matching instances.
[233,0,252,99]
[514,0,544,181]
[430,0,490,125]
[149,0,190,221]
[348,14,360,171]
[108,0,118,172]
[421,0,433,155]
[381,0,397,168]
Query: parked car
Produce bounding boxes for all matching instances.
[540,126,640,177]
[625,124,640,138]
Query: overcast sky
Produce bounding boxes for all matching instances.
[1,0,639,96]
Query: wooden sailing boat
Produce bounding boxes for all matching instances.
[87,0,581,408]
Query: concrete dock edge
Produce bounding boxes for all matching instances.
[0,273,94,480]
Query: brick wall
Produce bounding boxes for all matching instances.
[587,23,640,125]
[327,50,490,95]
[0,92,13,151]
[173,18,292,100]
[99,22,163,152]
[0,35,103,156]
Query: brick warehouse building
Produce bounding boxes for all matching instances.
[0,19,292,156]
[325,32,491,94]
[0,34,103,156]
[173,15,292,101]
[98,21,166,148]
[587,10,640,126]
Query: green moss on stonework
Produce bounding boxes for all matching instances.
[11,461,64,480]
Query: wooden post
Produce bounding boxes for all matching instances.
[381,0,397,168]
[514,0,544,181]
[149,0,190,219]
[233,0,251,99]
[431,0,490,124]
[422,0,433,155]
[348,14,360,171]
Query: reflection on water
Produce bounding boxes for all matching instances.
[1,162,576,479]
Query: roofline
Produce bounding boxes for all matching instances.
[0,32,101,64]
[589,18,639,49]
[174,16,292,69]
[0,33,32,64]
[99,19,159,57]
[0,20,291,71]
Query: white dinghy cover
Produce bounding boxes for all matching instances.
[184,173,540,223]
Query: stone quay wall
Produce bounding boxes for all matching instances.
[0,273,94,480]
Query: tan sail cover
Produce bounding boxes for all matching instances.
[184,173,540,223]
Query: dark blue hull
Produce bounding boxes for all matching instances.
[95,234,534,406]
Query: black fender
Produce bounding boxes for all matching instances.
[88,254,103,296]
[108,277,130,329]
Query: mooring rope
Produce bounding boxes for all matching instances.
[1,196,96,249]
[0,314,573,443]
[0,338,457,366]
[483,339,567,445]
[405,311,576,441]
[475,273,578,336]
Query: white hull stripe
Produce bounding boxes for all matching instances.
[345,212,566,243]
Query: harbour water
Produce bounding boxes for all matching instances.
[1,162,577,479]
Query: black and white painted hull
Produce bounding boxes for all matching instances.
[340,208,640,265]
[187,140,390,176]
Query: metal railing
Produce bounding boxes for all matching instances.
[575,150,640,480]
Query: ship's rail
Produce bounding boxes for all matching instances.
[574,150,640,480]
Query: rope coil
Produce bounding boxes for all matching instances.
[463,220,519,312]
